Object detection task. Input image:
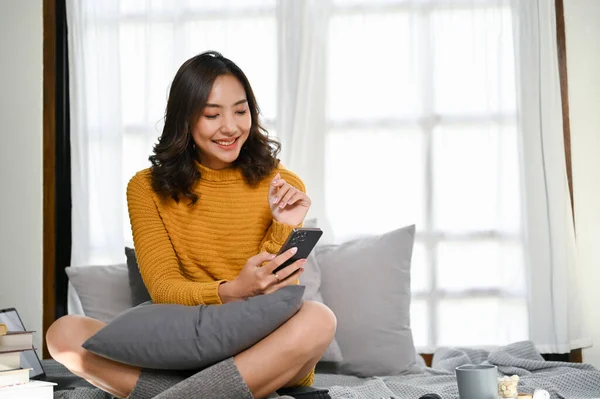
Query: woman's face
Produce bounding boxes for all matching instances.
[191,74,251,170]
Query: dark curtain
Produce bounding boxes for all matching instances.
[54,0,71,320]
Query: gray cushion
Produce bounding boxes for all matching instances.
[125,247,152,306]
[65,264,133,323]
[83,285,305,370]
[300,251,343,363]
[318,225,417,377]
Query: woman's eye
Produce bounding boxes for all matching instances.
[204,114,219,120]
[236,110,247,115]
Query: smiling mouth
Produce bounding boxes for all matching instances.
[213,137,239,147]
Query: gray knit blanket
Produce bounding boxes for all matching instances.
[315,341,600,399]
[50,341,600,398]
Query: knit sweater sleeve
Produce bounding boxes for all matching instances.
[127,172,225,306]
[259,169,307,254]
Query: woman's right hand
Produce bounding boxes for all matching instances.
[218,248,306,303]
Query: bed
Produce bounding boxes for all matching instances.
[57,227,600,398]
[48,340,600,398]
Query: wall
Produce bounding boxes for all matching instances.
[0,0,44,353]
[564,0,600,368]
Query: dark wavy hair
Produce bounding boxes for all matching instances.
[149,51,281,205]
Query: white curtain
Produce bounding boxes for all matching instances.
[67,1,126,314]
[512,0,590,353]
[68,1,125,268]
[66,0,588,352]
[277,0,334,244]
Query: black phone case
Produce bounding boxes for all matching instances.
[276,386,331,398]
[273,227,323,274]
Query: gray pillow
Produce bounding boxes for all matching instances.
[300,251,343,363]
[318,225,417,377]
[125,247,152,306]
[65,264,133,323]
[83,285,305,370]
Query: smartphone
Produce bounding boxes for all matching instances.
[273,227,323,274]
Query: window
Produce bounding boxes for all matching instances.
[325,1,526,351]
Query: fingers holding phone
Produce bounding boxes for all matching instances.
[263,248,306,294]
[264,265,304,294]
[222,248,304,302]
[221,228,322,302]
[257,248,306,292]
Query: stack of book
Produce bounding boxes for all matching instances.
[0,323,55,398]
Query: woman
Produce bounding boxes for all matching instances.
[46,51,336,399]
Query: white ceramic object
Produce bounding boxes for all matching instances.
[533,389,550,399]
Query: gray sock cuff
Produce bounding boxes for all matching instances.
[153,357,252,399]
[128,368,190,399]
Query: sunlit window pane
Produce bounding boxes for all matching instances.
[120,0,276,17]
[432,7,516,114]
[411,299,429,349]
[122,132,156,245]
[328,12,419,121]
[185,0,276,12]
[184,17,277,120]
[147,24,176,124]
[437,240,526,293]
[88,138,123,256]
[334,0,403,5]
[411,242,429,293]
[120,24,147,126]
[334,0,501,6]
[122,133,155,188]
[83,24,122,132]
[437,298,528,346]
[120,22,175,127]
[262,127,277,140]
[499,127,521,234]
[119,0,145,15]
[325,129,425,242]
[432,124,520,233]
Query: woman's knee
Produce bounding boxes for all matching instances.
[292,301,337,350]
[302,300,336,330]
[46,315,104,363]
[46,315,75,359]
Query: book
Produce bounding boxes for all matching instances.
[0,350,21,371]
[0,331,34,352]
[0,368,30,388]
[0,324,7,336]
[0,380,56,399]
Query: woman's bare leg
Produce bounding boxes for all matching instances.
[46,315,140,398]
[46,300,336,399]
[234,301,336,397]
[283,352,326,388]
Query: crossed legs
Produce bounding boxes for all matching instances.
[46,301,336,399]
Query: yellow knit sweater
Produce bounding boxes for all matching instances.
[126,162,314,386]
[127,162,305,305]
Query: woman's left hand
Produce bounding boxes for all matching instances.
[268,173,311,226]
